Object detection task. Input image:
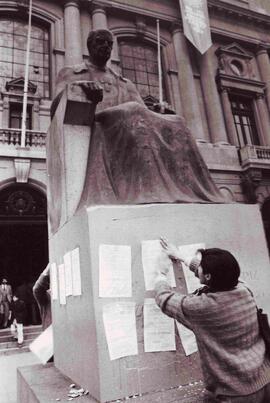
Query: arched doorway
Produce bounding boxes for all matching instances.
[261,198,270,255]
[0,183,48,325]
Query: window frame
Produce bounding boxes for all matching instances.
[229,93,260,147]
[9,102,32,130]
[118,38,167,107]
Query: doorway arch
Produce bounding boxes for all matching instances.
[0,182,48,325]
[261,198,270,255]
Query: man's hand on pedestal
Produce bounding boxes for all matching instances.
[76,81,103,104]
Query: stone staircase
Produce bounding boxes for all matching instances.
[0,325,42,355]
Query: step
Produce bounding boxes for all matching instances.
[0,325,42,355]
[0,334,40,355]
[0,329,41,343]
[0,324,42,337]
[0,344,30,356]
[0,336,37,350]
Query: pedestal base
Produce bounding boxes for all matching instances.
[49,203,270,403]
[17,364,206,403]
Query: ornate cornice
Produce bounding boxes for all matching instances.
[208,0,270,27]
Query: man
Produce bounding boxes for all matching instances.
[0,278,12,328]
[155,239,270,403]
[48,29,225,232]
[10,293,26,346]
[33,264,51,331]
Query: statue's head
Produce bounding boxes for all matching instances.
[87,29,114,67]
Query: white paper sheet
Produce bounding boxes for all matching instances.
[63,251,73,297]
[99,244,132,297]
[141,240,176,290]
[144,298,176,352]
[29,325,54,364]
[50,262,58,300]
[178,243,205,293]
[176,322,198,356]
[58,264,66,305]
[71,247,82,296]
[102,301,138,360]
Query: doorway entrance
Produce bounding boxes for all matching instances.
[0,183,48,326]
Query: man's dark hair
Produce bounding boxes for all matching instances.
[200,248,240,291]
[87,29,113,53]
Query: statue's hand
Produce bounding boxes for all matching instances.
[76,80,103,104]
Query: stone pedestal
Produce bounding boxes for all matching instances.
[49,203,270,403]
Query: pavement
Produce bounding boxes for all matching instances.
[0,351,40,403]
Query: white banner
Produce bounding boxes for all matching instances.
[179,0,212,54]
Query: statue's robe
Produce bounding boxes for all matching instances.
[48,62,225,231]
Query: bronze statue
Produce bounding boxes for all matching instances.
[48,29,225,233]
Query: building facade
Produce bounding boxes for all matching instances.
[0,0,270,288]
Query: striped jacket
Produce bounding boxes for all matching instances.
[155,280,270,397]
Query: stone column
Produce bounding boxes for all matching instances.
[81,10,92,55]
[199,50,228,144]
[63,0,83,65]
[91,5,108,30]
[171,26,205,140]
[167,69,183,115]
[255,94,270,146]
[32,99,40,131]
[220,88,238,145]
[54,19,65,75]
[2,96,9,128]
[256,45,270,111]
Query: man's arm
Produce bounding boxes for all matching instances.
[154,279,193,330]
[33,264,50,307]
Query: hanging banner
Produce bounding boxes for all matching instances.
[179,0,212,54]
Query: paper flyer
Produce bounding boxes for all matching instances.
[141,240,176,290]
[103,301,138,360]
[99,244,132,297]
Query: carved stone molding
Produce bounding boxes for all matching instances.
[0,184,47,219]
[216,43,254,80]
[135,17,146,37]
[14,159,31,183]
[6,78,37,95]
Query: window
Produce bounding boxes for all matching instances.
[0,19,50,98]
[9,103,32,130]
[229,94,260,147]
[119,40,166,105]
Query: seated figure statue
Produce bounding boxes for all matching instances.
[48,29,225,233]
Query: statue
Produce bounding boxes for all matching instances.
[48,29,225,233]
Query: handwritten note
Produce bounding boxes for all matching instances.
[144,298,176,352]
[63,251,73,297]
[142,240,176,290]
[103,302,138,360]
[58,264,66,305]
[29,325,54,364]
[99,244,132,297]
[71,247,82,296]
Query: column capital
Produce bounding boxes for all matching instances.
[256,43,270,56]
[63,0,80,8]
[219,86,229,94]
[170,22,182,35]
[90,2,108,13]
[256,92,265,100]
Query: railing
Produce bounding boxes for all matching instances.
[255,147,270,160]
[0,128,46,150]
[239,144,270,167]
